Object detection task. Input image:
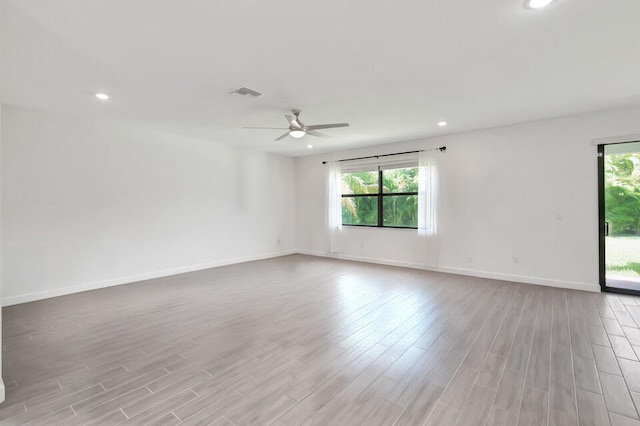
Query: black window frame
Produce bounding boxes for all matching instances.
[341,166,419,229]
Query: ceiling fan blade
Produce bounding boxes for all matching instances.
[305,123,350,131]
[274,132,290,141]
[243,126,289,130]
[307,130,330,138]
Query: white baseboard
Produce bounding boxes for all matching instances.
[297,249,433,271]
[296,249,601,293]
[436,265,600,293]
[0,378,5,404]
[2,249,297,306]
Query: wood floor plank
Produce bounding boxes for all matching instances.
[176,393,245,425]
[8,384,105,424]
[120,389,199,425]
[393,380,443,426]
[577,388,611,426]
[279,343,389,424]
[518,385,548,426]
[85,409,128,426]
[488,406,519,426]
[619,359,640,393]
[610,413,640,426]
[493,368,526,414]
[625,327,640,346]
[506,291,541,373]
[147,413,181,426]
[615,310,638,328]
[573,356,602,394]
[589,326,611,347]
[456,384,495,426]
[599,371,639,419]
[74,386,152,424]
[364,399,404,426]
[549,408,578,426]
[593,344,623,375]
[525,290,552,392]
[477,352,508,390]
[549,370,577,421]
[491,288,528,357]
[337,375,398,425]
[611,335,640,361]
[424,403,459,426]
[438,366,478,409]
[604,318,627,337]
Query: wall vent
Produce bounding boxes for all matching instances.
[230,86,263,100]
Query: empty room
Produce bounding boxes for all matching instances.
[1,0,640,425]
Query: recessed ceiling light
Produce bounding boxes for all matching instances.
[526,0,554,9]
[307,144,313,149]
[95,93,109,100]
[290,130,306,138]
[438,121,447,127]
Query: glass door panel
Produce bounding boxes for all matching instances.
[601,141,640,294]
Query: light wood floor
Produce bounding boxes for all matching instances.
[1,255,640,425]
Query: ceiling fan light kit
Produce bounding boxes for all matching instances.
[526,0,554,9]
[244,110,350,141]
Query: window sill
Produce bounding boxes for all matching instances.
[341,225,418,231]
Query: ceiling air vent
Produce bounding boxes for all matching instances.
[230,86,263,100]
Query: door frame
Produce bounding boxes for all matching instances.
[598,142,640,296]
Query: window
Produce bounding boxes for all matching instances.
[341,166,419,228]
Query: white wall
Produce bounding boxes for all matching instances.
[1,105,296,305]
[4,103,640,308]
[296,106,640,292]
[0,2,5,403]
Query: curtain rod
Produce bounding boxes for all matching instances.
[322,146,446,165]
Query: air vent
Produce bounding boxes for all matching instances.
[230,86,263,100]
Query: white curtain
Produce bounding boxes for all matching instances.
[327,162,343,253]
[418,150,439,266]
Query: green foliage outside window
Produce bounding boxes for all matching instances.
[383,195,418,227]
[605,153,640,235]
[341,167,418,228]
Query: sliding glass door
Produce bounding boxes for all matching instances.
[599,141,640,294]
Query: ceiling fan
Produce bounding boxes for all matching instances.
[244,110,349,141]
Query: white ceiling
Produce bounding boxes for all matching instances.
[2,0,640,156]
